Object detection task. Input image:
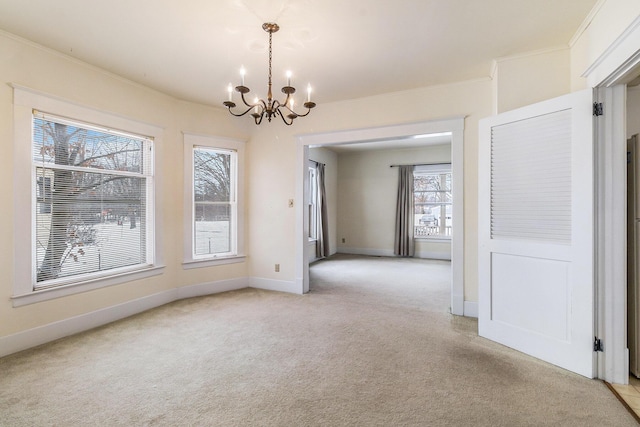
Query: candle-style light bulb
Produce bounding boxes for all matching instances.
[307,84,312,102]
[227,83,233,102]
[240,67,246,86]
[254,97,259,114]
[289,98,295,109]
[286,70,292,87]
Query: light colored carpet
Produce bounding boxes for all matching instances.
[0,254,636,426]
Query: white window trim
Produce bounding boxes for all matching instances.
[182,133,246,268]
[11,84,165,307]
[414,163,452,241]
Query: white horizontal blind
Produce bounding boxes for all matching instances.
[32,111,154,288]
[490,110,571,243]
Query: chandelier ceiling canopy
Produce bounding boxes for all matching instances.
[223,22,316,126]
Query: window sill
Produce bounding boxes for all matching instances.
[182,255,246,270]
[12,265,165,307]
[415,236,452,243]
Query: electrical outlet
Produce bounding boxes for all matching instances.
[275,263,280,272]
[288,199,294,208]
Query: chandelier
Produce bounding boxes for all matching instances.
[223,22,316,126]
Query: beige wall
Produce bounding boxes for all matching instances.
[0,32,249,338]
[493,48,571,113]
[336,145,451,259]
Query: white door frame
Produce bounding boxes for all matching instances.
[294,117,467,315]
[584,16,640,384]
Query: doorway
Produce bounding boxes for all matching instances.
[590,42,640,383]
[294,117,467,315]
[626,82,640,381]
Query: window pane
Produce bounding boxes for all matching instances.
[194,203,231,255]
[414,171,452,238]
[33,117,146,173]
[194,149,231,203]
[193,147,235,256]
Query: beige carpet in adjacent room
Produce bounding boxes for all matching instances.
[0,254,636,426]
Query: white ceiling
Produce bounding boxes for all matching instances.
[0,0,597,108]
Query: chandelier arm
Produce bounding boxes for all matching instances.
[292,108,313,118]
[280,92,291,106]
[282,105,313,118]
[238,90,255,108]
[276,108,294,126]
[227,105,257,117]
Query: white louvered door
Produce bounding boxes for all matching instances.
[478,90,595,378]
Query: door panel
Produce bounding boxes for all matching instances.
[478,90,595,378]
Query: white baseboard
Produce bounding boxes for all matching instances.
[338,247,450,260]
[415,250,451,261]
[177,277,248,299]
[464,301,478,318]
[0,290,174,358]
[0,277,249,359]
[338,247,395,257]
[250,277,301,295]
[451,293,465,316]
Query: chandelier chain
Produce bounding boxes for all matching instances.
[268,29,273,102]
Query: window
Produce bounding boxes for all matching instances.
[32,111,154,288]
[183,134,245,268]
[414,165,452,239]
[308,163,318,240]
[193,147,236,257]
[12,86,164,306]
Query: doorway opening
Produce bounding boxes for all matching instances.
[626,79,640,385]
[295,118,467,316]
[590,40,640,383]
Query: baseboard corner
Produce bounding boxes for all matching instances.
[463,300,478,318]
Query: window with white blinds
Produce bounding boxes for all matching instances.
[490,110,571,243]
[32,111,154,289]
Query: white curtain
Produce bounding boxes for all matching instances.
[394,165,415,257]
[315,162,329,258]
